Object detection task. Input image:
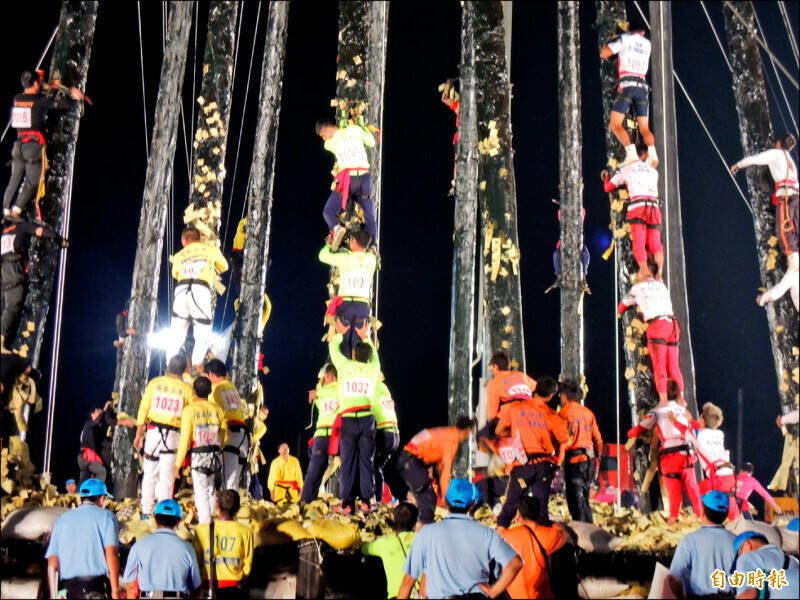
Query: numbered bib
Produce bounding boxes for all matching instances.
[408,429,432,447]
[152,393,184,417]
[181,259,206,279]
[507,383,532,397]
[220,389,243,412]
[342,269,371,297]
[11,106,32,129]
[195,425,221,447]
[342,377,374,398]
[1,235,15,255]
[319,397,339,416]
[498,444,517,465]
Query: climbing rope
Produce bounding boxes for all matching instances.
[777,1,799,67]
[613,247,621,515]
[632,1,753,216]
[699,2,732,73]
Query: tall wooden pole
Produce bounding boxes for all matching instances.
[474,1,525,372]
[649,1,698,419]
[723,1,799,428]
[557,1,585,386]
[112,1,193,498]
[230,1,289,401]
[448,2,479,477]
[10,2,97,363]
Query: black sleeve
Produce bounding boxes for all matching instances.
[102,406,118,429]
[115,312,127,338]
[18,221,60,241]
[44,94,72,112]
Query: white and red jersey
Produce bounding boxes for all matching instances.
[631,401,692,451]
[736,149,798,198]
[610,161,659,210]
[694,428,734,477]
[619,280,674,322]
[608,33,651,83]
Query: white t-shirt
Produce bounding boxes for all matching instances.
[638,401,690,449]
[736,149,798,197]
[621,280,674,322]
[611,161,659,204]
[608,33,651,82]
[695,428,733,477]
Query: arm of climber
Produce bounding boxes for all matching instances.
[734,150,776,170]
[618,295,636,316]
[136,381,154,427]
[495,405,512,438]
[174,406,194,468]
[439,452,454,504]
[627,412,657,439]
[319,244,346,267]
[486,379,501,421]
[750,477,779,508]
[214,248,228,274]
[328,333,347,370]
[358,125,375,148]
[604,170,625,193]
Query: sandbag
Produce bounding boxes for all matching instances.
[306,517,359,550]
[260,575,297,599]
[1,506,67,542]
[256,519,304,547]
[777,525,799,554]
[0,577,41,599]
[726,517,782,548]
[578,577,629,599]
[565,520,623,553]
[277,519,311,541]
[648,562,677,599]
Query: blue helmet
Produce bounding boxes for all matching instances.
[701,490,729,513]
[79,478,113,499]
[446,478,479,508]
[154,499,183,519]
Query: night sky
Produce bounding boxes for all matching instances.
[3,2,798,500]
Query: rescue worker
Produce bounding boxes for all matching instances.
[267,443,303,504]
[478,351,537,443]
[46,478,120,599]
[731,531,800,599]
[372,378,400,504]
[174,376,227,524]
[495,381,570,529]
[600,28,658,167]
[193,490,254,599]
[300,364,339,504]
[618,261,685,408]
[205,359,248,491]
[329,331,381,513]
[558,379,603,523]
[627,387,702,524]
[122,499,201,599]
[731,133,799,311]
[134,355,194,518]
[735,462,782,521]
[1,216,67,346]
[603,142,663,282]
[3,70,83,218]
[319,228,377,358]
[316,117,377,246]
[167,226,228,368]
[398,417,475,525]
[78,408,108,484]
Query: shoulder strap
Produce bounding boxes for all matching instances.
[209,520,218,598]
[523,524,553,589]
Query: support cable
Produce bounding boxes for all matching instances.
[632,1,753,215]
[699,2,732,73]
[777,1,799,67]
[137,2,150,160]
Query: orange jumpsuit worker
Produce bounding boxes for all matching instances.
[495,384,569,529]
[479,351,537,442]
[397,418,474,524]
[558,379,603,523]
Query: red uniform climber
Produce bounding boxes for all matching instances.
[440,79,459,195]
[627,391,702,524]
[604,143,663,282]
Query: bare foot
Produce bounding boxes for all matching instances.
[667,517,678,526]
[756,295,765,307]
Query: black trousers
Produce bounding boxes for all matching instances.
[77,454,107,484]
[301,435,330,503]
[565,460,593,523]
[398,450,437,524]
[62,575,110,599]
[497,461,554,528]
[374,428,399,501]
[1,281,24,343]
[3,139,43,213]
[335,301,371,359]
[477,474,508,507]
[339,414,376,506]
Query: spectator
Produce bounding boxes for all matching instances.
[267,442,303,504]
[122,499,201,598]
[397,478,522,599]
[65,478,77,494]
[362,502,419,599]
[193,489,254,599]
[45,478,120,599]
[732,531,799,599]
[667,490,736,599]
[500,494,571,599]
[736,462,783,520]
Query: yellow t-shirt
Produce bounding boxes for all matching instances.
[211,380,247,424]
[175,400,228,466]
[136,375,195,428]
[171,242,228,289]
[267,455,303,494]
[193,519,253,584]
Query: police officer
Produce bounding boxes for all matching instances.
[1,216,66,346]
[3,70,83,218]
[122,499,201,599]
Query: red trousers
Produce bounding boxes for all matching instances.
[627,204,663,263]
[660,451,702,519]
[647,318,683,395]
[699,473,740,521]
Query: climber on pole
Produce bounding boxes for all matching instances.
[167,226,228,369]
[3,70,84,220]
[316,117,377,249]
[600,27,658,167]
[476,351,537,444]
[731,133,799,311]
[618,262,685,408]
[319,228,376,359]
[603,142,664,282]
[440,79,459,196]
[547,206,590,294]
[1,215,67,347]
[300,364,339,504]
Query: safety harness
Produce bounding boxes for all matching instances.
[172,279,213,325]
[142,422,180,461]
[646,315,679,346]
[659,443,695,478]
[223,423,250,466]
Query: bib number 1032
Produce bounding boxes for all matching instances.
[343,378,373,397]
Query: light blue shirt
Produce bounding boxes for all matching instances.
[403,513,518,598]
[669,525,736,596]
[737,545,799,599]
[45,503,119,579]
[122,529,201,593]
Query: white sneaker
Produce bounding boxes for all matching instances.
[620,145,638,166]
[647,146,659,168]
[331,225,347,251]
